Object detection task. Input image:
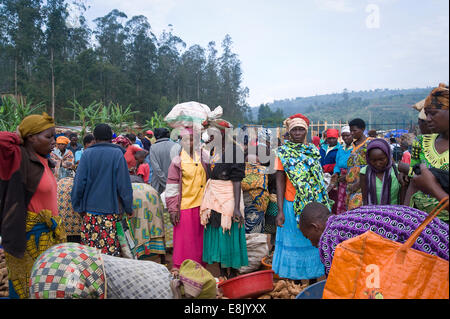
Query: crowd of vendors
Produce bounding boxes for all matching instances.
[0,83,448,299]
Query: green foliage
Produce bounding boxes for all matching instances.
[0,2,249,127]
[66,99,137,138]
[144,111,168,131]
[256,104,284,127]
[0,95,44,132]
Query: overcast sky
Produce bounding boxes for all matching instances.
[80,0,449,107]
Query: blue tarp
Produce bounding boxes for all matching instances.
[384,129,409,138]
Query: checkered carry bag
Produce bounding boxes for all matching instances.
[29,243,106,299]
[102,254,174,299]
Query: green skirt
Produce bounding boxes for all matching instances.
[202,222,249,269]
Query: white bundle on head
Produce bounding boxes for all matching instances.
[164,101,223,129]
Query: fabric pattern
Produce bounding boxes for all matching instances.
[81,213,121,256]
[241,163,270,213]
[130,183,166,258]
[409,134,449,222]
[346,137,372,210]
[277,141,331,227]
[336,168,348,214]
[57,177,82,236]
[29,243,105,299]
[319,205,449,275]
[264,200,278,234]
[50,148,74,180]
[4,210,66,299]
[244,205,265,234]
[102,254,173,299]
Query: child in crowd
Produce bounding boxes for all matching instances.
[360,138,405,205]
[135,150,150,183]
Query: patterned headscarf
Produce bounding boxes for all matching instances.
[112,135,131,147]
[18,112,55,139]
[424,83,449,110]
[283,113,309,132]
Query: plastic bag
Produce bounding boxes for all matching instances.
[239,233,269,274]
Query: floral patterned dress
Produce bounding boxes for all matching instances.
[345,137,372,210]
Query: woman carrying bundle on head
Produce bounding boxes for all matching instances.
[0,113,66,298]
[273,113,332,284]
[165,126,210,271]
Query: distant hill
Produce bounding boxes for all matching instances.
[248,87,432,129]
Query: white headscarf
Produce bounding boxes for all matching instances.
[341,125,351,134]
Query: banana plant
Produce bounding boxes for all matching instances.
[108,102,138,134]
[0,95,44,132]
[144,111,168,131]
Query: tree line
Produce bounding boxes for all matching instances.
[0,0,250,126]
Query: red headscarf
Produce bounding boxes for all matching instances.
[326,129,339,139]
[312,136,321,148]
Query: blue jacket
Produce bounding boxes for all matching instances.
[71,143,133,215]
[333,144,353,174]
[320,143,342,173]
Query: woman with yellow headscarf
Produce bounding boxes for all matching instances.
[0,113,66,299]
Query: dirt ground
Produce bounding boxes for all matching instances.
[145,249,326,285]
[146,249,222,278]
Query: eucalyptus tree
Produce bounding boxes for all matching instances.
[124,15,158,115]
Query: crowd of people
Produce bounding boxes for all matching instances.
[0,83,448,299]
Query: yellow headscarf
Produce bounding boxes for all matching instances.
[18,112,55,139]
[424,83,449,110]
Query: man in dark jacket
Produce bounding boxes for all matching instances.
[71,123,133,256]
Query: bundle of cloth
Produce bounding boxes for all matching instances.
[29,242,174,299]
[164,101,223,130]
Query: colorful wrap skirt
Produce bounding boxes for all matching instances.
[336,168,348,215]
[81,213,121,257]
[272,199,325,280]
[4,210,66,299]
[57,177,82,240]
[162,209,173,249]
[130,183,166,258]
